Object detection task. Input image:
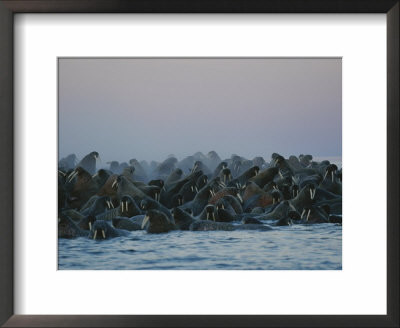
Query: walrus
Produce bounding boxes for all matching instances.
[94,195,140,221]
[191,160,212,176]
[60,209,85,222]
[205,151,222,171]
[248,167,279,188]
[155,157,178,177]
[188,185,214,216]
[214,207,236,222]
[112,217,142,231]
[140,198,173,221]
[119,195,142,217]
[212,161,228,178]
[171,207,196,230]
[77,151,99,175]
[171,194,184,208]
[222,195,243,214]
[141,210,177,233]
[208,187,241,205]
[259,200,293,221]
[299,154,313,167]
[78,215,97,231]
[300,206,329,224]
[197,204,216,221]
[96,174,119,200]
[65,166,98,210]
[236,166,259,186]
[115,175,148,201]
[196,174,208,190]
[148,179,165,189]
[290,183,317,213]
[243,184,281,212]
[242,216,263,224]
[218,168,233,185]
[80,195,113,217]
[92,169,111,190]
[58,213,87,238]
[107,161,120,174]
[165,168,184,187]
[178,180,198,203]
[59,154,77,171]
[129,159,148,182]
[88,220,129,240]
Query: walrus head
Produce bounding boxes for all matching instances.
[271,190,281,204]
[323,164,339,183]
[291,184,299,198]
[141,210,174,233]
[220,168,232,183]
[89,220,109,240]
[171,194,184,207]
[120,195,136,215]
[203,205,216,221]
[79,215,97,231]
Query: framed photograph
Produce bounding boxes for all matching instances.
[0,1,398,327]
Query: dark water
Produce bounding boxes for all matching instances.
[58,223,341,270]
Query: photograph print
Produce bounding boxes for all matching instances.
[58,58,342,270]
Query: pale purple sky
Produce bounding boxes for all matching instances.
[58,58,341,163]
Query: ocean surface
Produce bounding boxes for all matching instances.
[58,223,342,270]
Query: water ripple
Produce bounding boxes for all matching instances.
[59,224,342,270]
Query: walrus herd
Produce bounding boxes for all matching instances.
[58,151,342,240]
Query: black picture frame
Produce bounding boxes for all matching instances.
[0,1,398,327]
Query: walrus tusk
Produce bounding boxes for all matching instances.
[312,189,316,199]
[110,201,114,208]
[310,189,314,200]
[125,201,128,211]
[112,180,117,188]
[236,193,243,203]
[141,215,149,229]
[279,170,284,178]
[306,209,311,222]
[121,202,124,213]
[93,230,98,240]
[67,170,78,183]
[89,222,92,230]
[191,186,194,192]
[323,171,328,181]
[301,209,305,218]
[206,212,210,220]
[212,213,216,221]
[92,172,99,178]
[102,230,106,239]
[331,172,334,183]
[195,186,198,193]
